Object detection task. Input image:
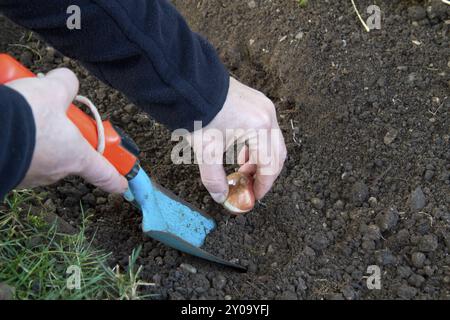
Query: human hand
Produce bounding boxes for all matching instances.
[6,68,128,193]
[188,77,287,203]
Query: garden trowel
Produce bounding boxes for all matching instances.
[0,53,245,272]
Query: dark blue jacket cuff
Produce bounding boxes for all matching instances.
[0,85,36,200]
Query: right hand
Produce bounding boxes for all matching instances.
[188,77,287,203]
[6,68,128,193]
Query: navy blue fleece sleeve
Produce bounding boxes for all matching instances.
[0,86,36,200]
[0,0,229,131]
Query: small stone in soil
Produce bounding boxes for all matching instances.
[43,199,56,213]
[418,234,438,252]
[136,114,151,125]
[397,266,412,279]
[121,114,131,124]
[368,197,378,207]
[333,200,345,210]
[351,181,369,205]
[409,187,426,211]
[45,46,56,60]
[124,104,138,114]
[82,193,96,206]
[423,266,434,276]
[376,249,397,266]
[295,32,304,40]
[424,170,434,181]
[341,285,357,300]
[247,0,257,9]
[267,244,275,254]
[309,233,330,251]
[397,284,417,299]
[362,240,375,250]
[297,278,307,292]
[426,1,448,20]
[180,263,197,274]
[376,207,399,232]
[96,197,107,205]
[212,274,227,290]
[363,224,381,241]
[311,198,325,210]
[396,229,410,245]
[411,252,426,268]
[303,246,316,257]
[384,128,399,145]
[407,6,427,21]
[108,193,124,207]
[408,274,425,288]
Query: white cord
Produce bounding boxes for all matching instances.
[75,95,105,154]
[37,73,105,154]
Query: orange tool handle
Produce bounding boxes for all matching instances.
[0,53,138,177]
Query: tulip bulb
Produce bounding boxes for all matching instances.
[223,172,255,214]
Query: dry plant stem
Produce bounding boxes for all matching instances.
[351,0,370,32]
[8,43,42,59]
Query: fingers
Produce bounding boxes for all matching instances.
[252,130,287,200]
[237,144,249,166]
[76,137,128,194]
[45,69,127,194]
[5,67,79,113]
[238,143,257,176]
[238,162,257,176]
[43,68,79,110]
[198,163,228,203]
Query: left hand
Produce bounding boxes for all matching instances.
[6,68,128,194]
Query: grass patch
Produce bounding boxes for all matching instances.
[298,0,308,7]
[0,190,153,300]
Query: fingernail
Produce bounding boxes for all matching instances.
[211,192,227,204]
[123,188,135,202]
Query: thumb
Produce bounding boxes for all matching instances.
[198,163,228,203]
[76,137,128,194]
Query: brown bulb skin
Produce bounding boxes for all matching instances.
[223,172,255,214]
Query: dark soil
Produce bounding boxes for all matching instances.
[1,0,449,300]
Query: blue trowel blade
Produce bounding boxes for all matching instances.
[128,167,246,271]
[145,231,246,271]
